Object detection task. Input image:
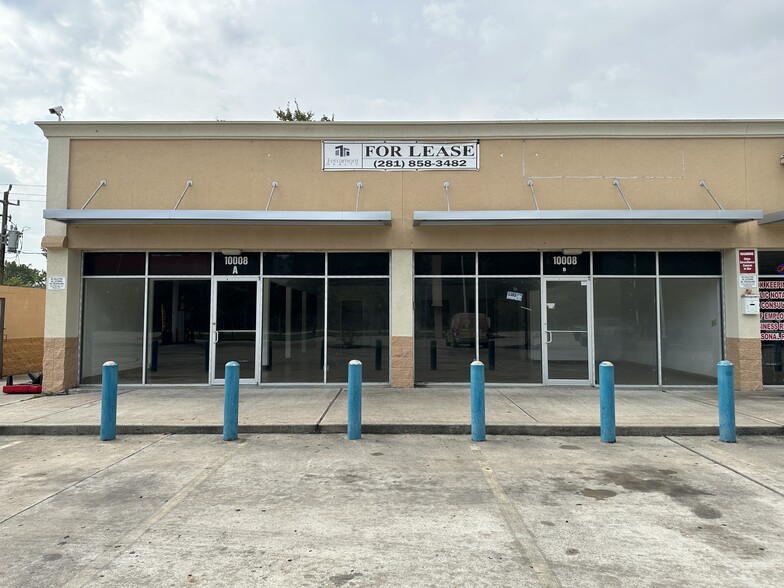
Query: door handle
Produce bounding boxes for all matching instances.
[214,330,219,344]
[546,331,553,344]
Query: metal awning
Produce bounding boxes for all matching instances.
[412,209,764,226]
[43,209,392,226]
[759,211,784,225]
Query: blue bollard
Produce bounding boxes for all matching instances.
[717,360,736,443]
[471,360,486,442]
[223,361,240,441]
[100,361,118,441]
[347,360,362,440]
[599,361,616,443]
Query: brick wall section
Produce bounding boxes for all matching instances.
[42,337,79,394]
[391,336,414,388]
[725,337,763,392]
[2,337,43,376]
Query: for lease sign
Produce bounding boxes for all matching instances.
[323,141,479,171]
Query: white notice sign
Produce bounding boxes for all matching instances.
[506,291,523,301]
[739,274,758,289]
[47,276,66,290]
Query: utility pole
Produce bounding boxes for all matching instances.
[1,185,19,285]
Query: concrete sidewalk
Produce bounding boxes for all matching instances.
[1,385,783,436]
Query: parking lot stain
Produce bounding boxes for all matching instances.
[330,571,364,586]
[596,466,708,498]
[580,488,617,500]
[42,553,62,562]
[692,504,722,519]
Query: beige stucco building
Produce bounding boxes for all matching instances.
[37,120,784,393]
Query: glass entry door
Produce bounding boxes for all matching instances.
[211,279,259,383]
[543,279,592,384]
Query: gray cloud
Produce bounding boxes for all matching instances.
[1,0,782,269]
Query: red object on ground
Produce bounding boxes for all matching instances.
[3,385,42,394]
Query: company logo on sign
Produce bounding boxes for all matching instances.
[324,144,361,169]
[777,264,784,275]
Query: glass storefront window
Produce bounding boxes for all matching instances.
[660,278,721,385]
[478,278,542,383]
[415,277,476,382]
[263,253,324,276]
[415,253,475,276]
[327,278,389,382]
[84,252,146,276]
[479,253,539,276]
[81,279,144,384]
[758,251,784,276]
[146,280,211,384]
[262,278,325,383]
[79,249,731,387]
[543,251,590,275]
[149,253,211,275]
[659,252,721,276]
[328,253,388,276]
[593,252,655,276]
[593,278,658,385]
[214,253,261,276]
[759,251,784,385]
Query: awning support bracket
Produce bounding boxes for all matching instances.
[699,180,724,210]
[355,181,363,212]
[81,179,107,210]
[265,181,279,211]
[173,180,193,210]
[527,179,540,210]
[612,179,633,210]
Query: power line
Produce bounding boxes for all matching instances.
[0,183,45,188]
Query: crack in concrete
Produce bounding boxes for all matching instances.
[315,388,343,433]
[665,436,784,498]
[470,444,560,587]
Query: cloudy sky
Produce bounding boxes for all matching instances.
[1,0,783,270]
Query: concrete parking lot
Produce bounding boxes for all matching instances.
[1,433,782,587]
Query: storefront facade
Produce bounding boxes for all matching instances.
[37,120,784,392]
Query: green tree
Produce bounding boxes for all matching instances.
[274,100,333,122]
[3,261,46,287]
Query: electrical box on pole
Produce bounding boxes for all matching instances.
[5,229,21,253]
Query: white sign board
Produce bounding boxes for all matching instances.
[506,291,523,302]
[739,274,758,289]
[47,276,66,290]
[323,141,479,171]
